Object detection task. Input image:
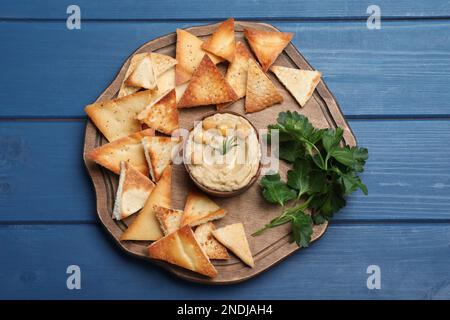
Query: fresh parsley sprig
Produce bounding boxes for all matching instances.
[253,111,369,247]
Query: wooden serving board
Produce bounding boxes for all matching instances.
[83,21,356,284]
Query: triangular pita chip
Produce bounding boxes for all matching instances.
[118,53,177,98]
[175,82,188,103]
[154,205,183,235]
[151,52,177,77]
[85,128,154,175]
[85,90,157,142]
[175,29,223,85]
[125,53,157,90]
[244,28,293,71]
[120,165,172,241]
[142,136,181,182]
[195,222,229,260]
[271,66,321,107]
[177,54,238,108]
[212,223,254,267]
[148,225,218,277]
[137,89,179,135]
[113,161,155,220]
[181,191,227,227]
[217,41,252,110]
[201,18,235,62]
[245,59,283,113]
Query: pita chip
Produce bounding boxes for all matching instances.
[244,28,293,71]
[151,52,177,77]
[120,165,172,241]
[85,128,154,176]
[148,225,218,277]
[142,136,181,182]
[125,53,157,90]
[118,53,177,98]
[154,205,183,235]
[245,59,283,113]
[202,18,236,62]
[85,90,157,142]
[112,161,155,220]
[177,54,238,108]
[271,66,321,107]
[212,223,254,267]
[195,222,229,260]
[217,41,252,110]
[181,191,227,227]
[175,29,223,85]
[137,89,179,135]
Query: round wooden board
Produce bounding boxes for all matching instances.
[83,21,357,284]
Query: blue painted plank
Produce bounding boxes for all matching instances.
[1,119,449,222]
[0,0,449,19]
[0,121,95,222]
[0,21,450,117]
[0,223,449,299]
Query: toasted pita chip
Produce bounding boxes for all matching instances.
[154,205,183,235]
[120,165,172,241]
[245,59,283,113]
[195,222,229,260]
[244,28,293,71]
[217,41,252,110]
[125,53,157,90]
[212,223,254,267]
[137,89,179,135]
[177,54,238,108]
[113,161,155,220]
[175,29,223,85]
[181,191,227,227]
[142,136,181,182]
[85,90,158,142]
[202,18,235,62]
[118,53,177,98]
[271,66,321,107]
[175,82,188,103]
[85,128,154,176]
[148,225,218,277]
[151,52,177,77]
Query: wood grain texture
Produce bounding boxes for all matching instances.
[83,21,357,284]
[1,20,450,117]
[1,0,449,19]
[2,119,450,222]
[1,223,449,299]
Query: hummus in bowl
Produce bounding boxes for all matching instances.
[184,112,261,197]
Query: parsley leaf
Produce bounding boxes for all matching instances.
[287,158,312,197]
[329,145,368,172]
[260,173,297,206]
[291,211,313,247]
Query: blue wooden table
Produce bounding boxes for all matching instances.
[1,1,450,299]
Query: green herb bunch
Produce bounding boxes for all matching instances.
[253,111,368,247]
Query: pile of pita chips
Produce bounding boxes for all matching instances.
[113,161,155,220]
[118,52,177,98]
[154,205,184,235]
[245,59,283,113]
[148,225,218,277]
[121,165,172,241]
[85,128,154,176]
[217,41,252,110]
[181,191,227,227]
[85,90,157,142]
[142,136,181,182]
[176,29,223,85]
[212,223,254,267]
[137,89,179,135]
[202,18,236,62]
[194,222,229,260]
[271,66,321,107]
[177,54,238,108]
[244,28,293,71]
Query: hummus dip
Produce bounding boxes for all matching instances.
[185,113,261,192]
